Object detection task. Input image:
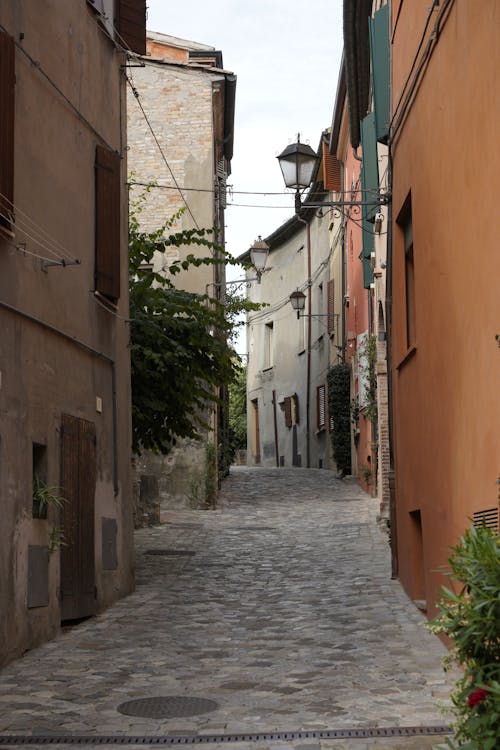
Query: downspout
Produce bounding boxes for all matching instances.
[272,390,280,467]
[386,146,398,578]
[305,221,312,469]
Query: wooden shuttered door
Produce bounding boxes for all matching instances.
[95,145,121,301]
[322,141,341,192]
[327,279,335,335]
[60,414,97,621]
[0,29,15,232]
[284,397,292,428]
[118,0,146,55]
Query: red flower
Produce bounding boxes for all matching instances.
[467,688,489,708]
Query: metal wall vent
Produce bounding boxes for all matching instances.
[473,507,499,530]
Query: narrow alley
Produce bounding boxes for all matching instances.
[0,468,456,748]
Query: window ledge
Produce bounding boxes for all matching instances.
[93,290,119,311]
[261,366,274,373]
[316,426,326,435]
[396,344,417,371]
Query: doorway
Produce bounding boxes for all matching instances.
[60,414,97,621]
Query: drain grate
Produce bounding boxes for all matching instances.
[117,697,218,719]
[144,550,196,557]
[0,726,452,745]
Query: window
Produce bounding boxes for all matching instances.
[264,322,274,369]
[32,443,48,519]
[95,145,121,301]
[284,394,299,428]
[317,385,326,430]
[398,196,415,348]
[0,29,15,233]
[327,279,335,335]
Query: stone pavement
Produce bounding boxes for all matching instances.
[0,467,457,749]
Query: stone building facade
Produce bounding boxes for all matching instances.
[127,32,236,513]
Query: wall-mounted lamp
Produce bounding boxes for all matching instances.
[277,135,390,214]
[288,290,333,322]
[249,236,270,283]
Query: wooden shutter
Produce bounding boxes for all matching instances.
[0,29,15,232]
[292,393,299,425]
[317,385,326,429]
[118,0,146,55]
[327,279,335,335]
[322,141,341,192]
[284,397,292,428]
[95,145,121,301]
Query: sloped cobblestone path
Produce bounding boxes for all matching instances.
[0,467,456,748]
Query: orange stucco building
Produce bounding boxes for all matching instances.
[389,0,500,614]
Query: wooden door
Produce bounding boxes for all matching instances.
[251,399,261,465]
[60,414,97,621]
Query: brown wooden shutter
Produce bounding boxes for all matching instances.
[284,396,292,428]
[95,145,121,301]
[322,141,341,192]
[0,29,15,232]
[118,0,146,55]
[327,279,335,335]
[292,393,299,425]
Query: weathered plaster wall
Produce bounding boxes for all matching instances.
[391,0,500,614]
[0,1,134,667]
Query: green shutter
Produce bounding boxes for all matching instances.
[369,4,390,144]
[360,113,378,288]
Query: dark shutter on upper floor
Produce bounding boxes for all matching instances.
[95,145,121,301]
[322,141,341,192]
[369,4,390,144]
[0,29,15,232]
[327,279,335,335]
[317,385,326,430]
[118,0,146,56]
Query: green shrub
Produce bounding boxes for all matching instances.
[426,524,500,750]
[327,364,351,476]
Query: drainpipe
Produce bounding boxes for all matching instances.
[305,221,312,469]
[386,146,398,578]
[272,390,280,467]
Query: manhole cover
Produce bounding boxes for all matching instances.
[144,550,196,557]
[117,696,218,719]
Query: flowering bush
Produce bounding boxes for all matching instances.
[426,524,500,750]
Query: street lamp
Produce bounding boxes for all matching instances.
[289,290,306,319]
[249,236,270,283]
[277,135,390,213]
[277,135,318,214]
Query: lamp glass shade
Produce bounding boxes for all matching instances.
[289,290,306,312]
[249,237,269,272]
[277,141,318,190]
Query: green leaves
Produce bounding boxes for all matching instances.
[327,364,352,475]
[128,194,250,455]
[427,525,500,749]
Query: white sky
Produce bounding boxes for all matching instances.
[145,0,344,262]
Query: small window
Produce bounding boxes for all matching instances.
[398,195,415,349]
[264,322,274,369]
[32,443,48,519]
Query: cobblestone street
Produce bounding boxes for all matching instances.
[0,467,457,749]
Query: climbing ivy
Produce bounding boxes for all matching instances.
[327,363,352,476]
